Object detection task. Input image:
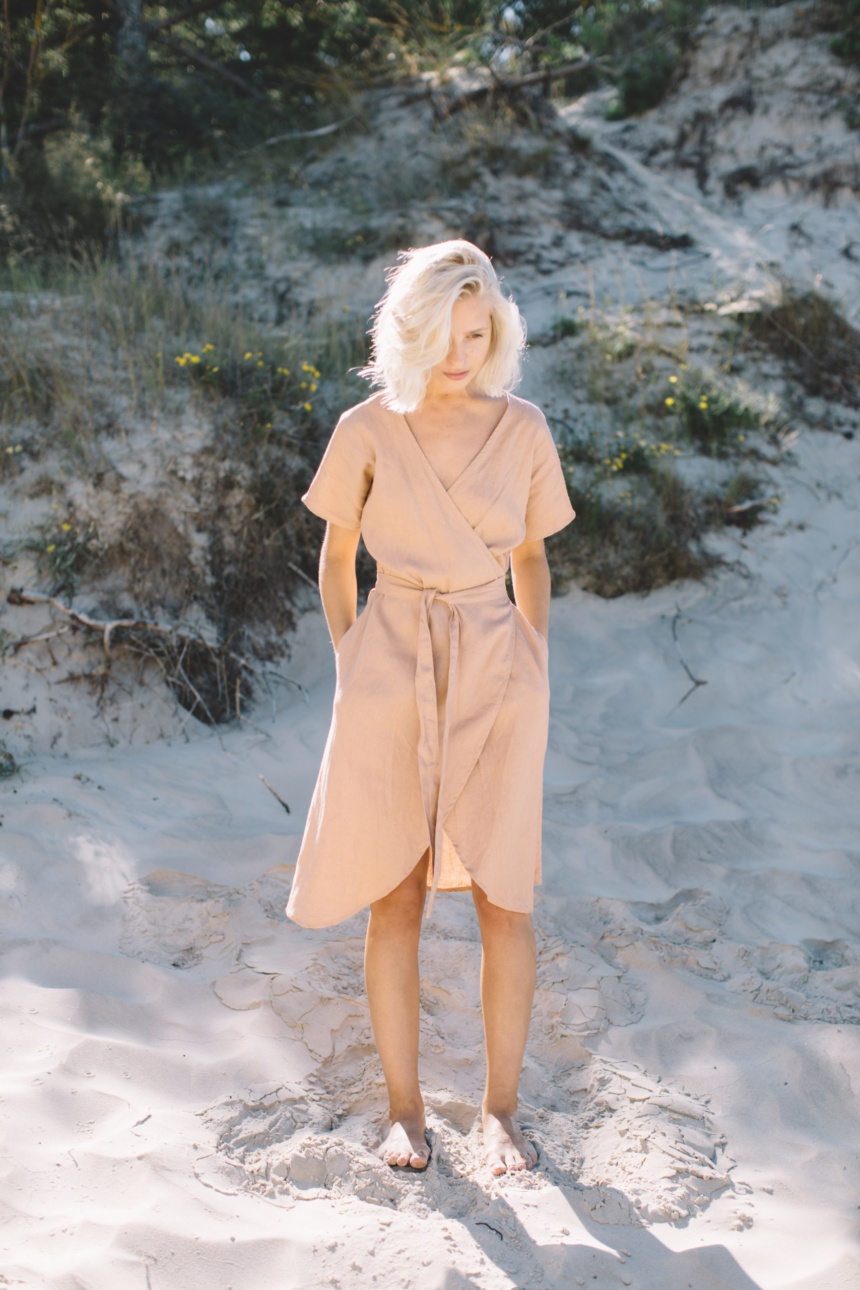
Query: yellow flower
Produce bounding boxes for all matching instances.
[737,434,746,442]
[175,356,187,366]
[202,343,214,353]
[244,351,252,360]
[668,375,678,383]
[310,383,317,392]
[212,366,220,373]
[190,355,201,364]
[61,523,71,532]
[665,397,675,407]
[46,544,56,553]
[303,402,312,412]
[257,360,264,367]
[699,400,708,409]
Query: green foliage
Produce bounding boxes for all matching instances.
[551,317,580,340]
[658,369,761,456]
[35,517,103,598]
[172,344,323,436]
[829,0,860,64]
[608,45,679,118]
[1,129,148,262]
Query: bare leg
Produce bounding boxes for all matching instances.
[472,881,538,1175]
[365,849,431,1168]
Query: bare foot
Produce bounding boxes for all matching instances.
[377,1114,431,1170]
[483,1109,538,1176]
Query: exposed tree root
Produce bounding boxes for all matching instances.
[7,589,305,726]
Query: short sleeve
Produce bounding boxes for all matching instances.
[523,415,576,542]
[302,408,375,530]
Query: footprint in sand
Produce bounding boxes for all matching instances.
[597,887,860,1025]
[119,869,243,970]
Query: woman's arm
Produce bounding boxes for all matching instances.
[319,522,362,650]
[510,538,551,641]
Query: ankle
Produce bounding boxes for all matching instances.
[482,1097,518,1120]
[388,1098,425,1124]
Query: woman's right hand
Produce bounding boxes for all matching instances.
[319,522,362,651]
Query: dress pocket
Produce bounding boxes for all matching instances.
[513,604,549,662]
[335,617,359,655]
[335,589,375,663]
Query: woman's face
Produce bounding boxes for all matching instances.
[426,294,493,396]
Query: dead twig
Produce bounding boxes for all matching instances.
[668,605,707,712]
[9,624,74,651]
[258,773,290,814]
[286,560,320,592]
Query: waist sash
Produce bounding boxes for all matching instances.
[375,568,513,915]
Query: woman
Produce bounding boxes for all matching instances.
[286,240,575,1176]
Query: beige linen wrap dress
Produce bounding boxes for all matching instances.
[286,390,575,929]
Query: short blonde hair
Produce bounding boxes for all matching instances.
[360,239,526,413]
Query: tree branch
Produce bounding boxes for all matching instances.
[151,29,267,101]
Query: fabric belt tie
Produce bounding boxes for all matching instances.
[375,569,510,916]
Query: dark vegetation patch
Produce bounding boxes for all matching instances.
[739,289,860,407]
[547,468,714,598]
[98,502,199,618]
[547,434,773,598]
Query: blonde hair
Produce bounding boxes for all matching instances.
[360,239,526,413]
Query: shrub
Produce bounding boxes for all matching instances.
[608,45,679,118]
[740,289,860,406]
[658,369,762,456]
[1,130,148,263]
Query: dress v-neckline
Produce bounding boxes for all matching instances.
[399,393,511,495]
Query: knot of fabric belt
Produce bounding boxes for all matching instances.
[375,570,506,917]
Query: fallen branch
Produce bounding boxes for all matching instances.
[432,57,603,120]
[256,118,355,148]
[726,497,775,515]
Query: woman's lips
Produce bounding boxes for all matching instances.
[444,370,469,379]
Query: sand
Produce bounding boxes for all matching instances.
[2,401,859,1290]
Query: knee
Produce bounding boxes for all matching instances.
[472,884,533,937]
[369,855,428,931]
